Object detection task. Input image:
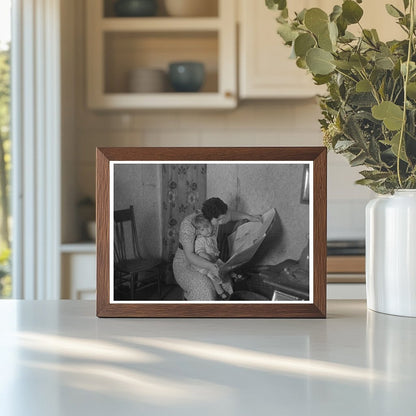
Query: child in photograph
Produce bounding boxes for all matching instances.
[192,214,233,300]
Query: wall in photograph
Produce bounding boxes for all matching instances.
[114,164,208,261]
[113,164,162,258]
[207,164,309,266]
[161,164,207,262]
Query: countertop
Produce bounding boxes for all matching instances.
[0,300,415,415]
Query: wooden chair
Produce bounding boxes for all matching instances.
[114,205,162,300]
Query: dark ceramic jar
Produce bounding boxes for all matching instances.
[114,0,157,17]
[168,62,205,92]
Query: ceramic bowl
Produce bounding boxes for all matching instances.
[168,62,205,92]
[164,0,218,17]
[128,68,167,93]
[114,0,158,17]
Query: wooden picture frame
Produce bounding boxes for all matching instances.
[96,147,327,318]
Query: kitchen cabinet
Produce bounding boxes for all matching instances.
[238,0,404,99]
[327,255,366,299]
[86,0,237,109]
[85,0,406,109]
[61,244,96,300]
[327,256,365,281]
[238,0,325,99]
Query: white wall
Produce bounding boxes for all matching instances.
[207,164,309,264]
[113,164,162,258]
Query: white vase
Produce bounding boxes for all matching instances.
[366,190,416,317]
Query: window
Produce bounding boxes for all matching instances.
[0,0,11,298]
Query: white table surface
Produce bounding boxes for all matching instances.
[0,300,415,416]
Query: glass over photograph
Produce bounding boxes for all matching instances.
[110,162,312,303]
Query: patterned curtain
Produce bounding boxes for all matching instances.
[161,164,207,262]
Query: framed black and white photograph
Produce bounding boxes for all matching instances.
[96,147,327,317]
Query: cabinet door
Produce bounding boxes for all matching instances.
[62,253,96,300]
[357,0,404,41]
[239,0,404,99]
[239,0,326,99]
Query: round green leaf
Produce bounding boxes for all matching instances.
[356,80,372,92]
[306,48,335,75]
[407,82,416,99]
[296,8,307,23]
[375,56,395,70]
[385,4,403,18]
[304,8,328,35]
[318,28,334,52]
[294,33,316,58]
[333,60,352,70]
[339,31,356,43]
[350,54,368,70]
[277,23,298,43]
[313,74,332,85]
[336,15,348,36]
[296,57,308,69]
[371,101,404,131]
[316,22,338,52]
[401,61,416,76]
[328,21,338,43]
[330,5,342,22]
[277,0,287,10]
[342,0,363,24]
[266,0,287,11]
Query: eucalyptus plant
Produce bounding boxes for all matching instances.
[266,0,416,193]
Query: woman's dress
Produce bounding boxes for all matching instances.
[172,213,218,301]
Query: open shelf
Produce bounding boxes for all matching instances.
[103,0,219,18]
[86,0,236,109]
[327,256,365,283]
[90,92,234,109]
[101,17,221,31]
[61,243,96,254]
[327,256,365,274]
[104,31,218,94]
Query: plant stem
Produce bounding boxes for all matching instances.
[359,22,378,48]
[334,68,358,84]
[358,69,381,104]
[390,79,398,102]
[397,0,415,188]
[398,23,410,36]
[393,85,404,104]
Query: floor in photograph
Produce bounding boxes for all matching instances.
[115,282,184,301]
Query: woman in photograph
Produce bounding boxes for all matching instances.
[173,197,261,301]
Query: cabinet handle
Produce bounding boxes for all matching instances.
[225,91,234,99]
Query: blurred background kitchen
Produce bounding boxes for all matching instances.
[1,0,403,300]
